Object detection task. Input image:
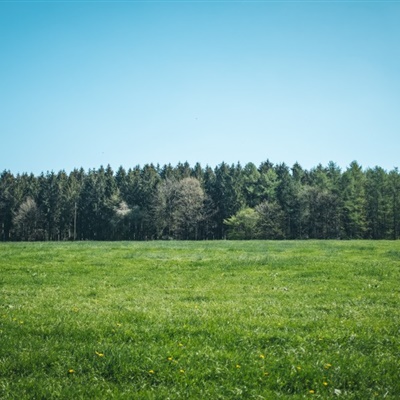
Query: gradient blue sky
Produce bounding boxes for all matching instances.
[1,0,399,175]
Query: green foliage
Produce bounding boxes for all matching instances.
[365,167,390,239]
[224,207,259,239]
[1,161,400,241]
[388,168,400,239]
[340,161,367,239]
[0,241,399,399]
[255,201,285,239]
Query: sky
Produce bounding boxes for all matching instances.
[0,0,399,175]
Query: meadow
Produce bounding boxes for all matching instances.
[0,240,399,399]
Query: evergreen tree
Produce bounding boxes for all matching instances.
[255,201,285,239]
[341,161,367,239]
[159,163,175,180]
[202,166,218,239]
[175,161,191,180]
[305,165,341,239]
[211,162,245,238]
[275,163,307,238]
[365,167,390,239]
[118,166,145,240]
[258,167,279,204]
[138,164,161,239]
[388,168,400,239]
[191,162,204,183]
[61,169,83,240]
[38,171,64,240]
[0,171,15,241]
[0,159,398,241]
[78,168,118,240]
[242,162,261,208]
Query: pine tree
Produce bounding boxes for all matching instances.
[341,161,367,239]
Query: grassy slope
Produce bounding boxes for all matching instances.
[0,241,399,399]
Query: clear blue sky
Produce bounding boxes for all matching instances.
[1,0,399,175]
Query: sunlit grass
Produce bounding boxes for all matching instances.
[0,241,399,399]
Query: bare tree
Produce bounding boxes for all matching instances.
[153,177,205,239]
[174,177,205,240]
[13,197,44,241]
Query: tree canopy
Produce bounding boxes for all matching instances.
[1,161,399,241]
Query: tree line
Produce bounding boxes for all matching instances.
[1,160,399,241]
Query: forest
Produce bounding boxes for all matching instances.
[1,160,399,241]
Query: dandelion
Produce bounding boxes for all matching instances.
[68,369,75,374]
[309,389,315,394]
[323,382,328,386]
[167,357,173,361]
[259,354,265,359]
[149,370,155,374]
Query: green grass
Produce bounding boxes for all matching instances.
[0,240,399,399]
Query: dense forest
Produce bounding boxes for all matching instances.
[1,160,399,241]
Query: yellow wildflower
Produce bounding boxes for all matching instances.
[180,369,185,374]
[309,389,315,394]
[149,370,155,374]
[68,369,75,374]
[259,354,265,359]
[323,382,328,386]
[236,364,241,368]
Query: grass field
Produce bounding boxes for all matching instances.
[0,241,399,399]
